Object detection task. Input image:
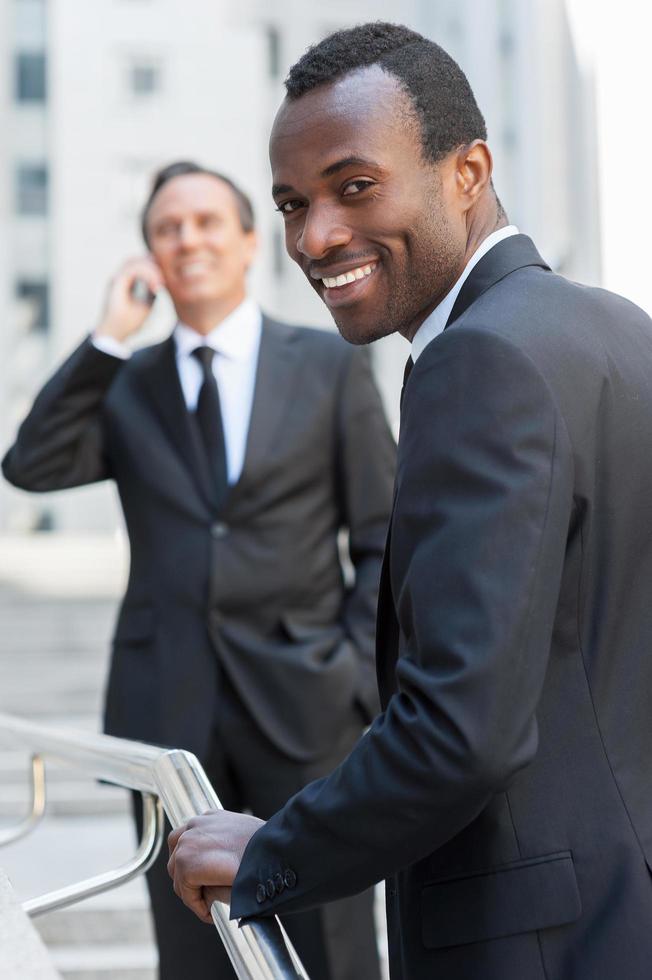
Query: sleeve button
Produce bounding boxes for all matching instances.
[256,883,267,904]
[273,872,285,894]
[266,878,276,899]
[283,868,297,890]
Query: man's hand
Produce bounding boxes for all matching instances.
[95,257,164,343]
[167,810,265,923]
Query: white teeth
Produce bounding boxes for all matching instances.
[179,262,206,277]
[320,263,375,289]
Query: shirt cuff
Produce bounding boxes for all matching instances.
[92,333,132,360]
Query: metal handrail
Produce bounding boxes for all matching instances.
[0,755,45,846]
[24,791,165,917]
[0,712,308,979]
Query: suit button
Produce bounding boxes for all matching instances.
[210,521,229,539]
[273,872,284,894]
[283,868,297,890]
[266,878,276,899]
[256,883,267,904]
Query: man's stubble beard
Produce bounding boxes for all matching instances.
[332,204,459,347]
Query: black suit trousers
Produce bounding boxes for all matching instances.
[134,674,381,980]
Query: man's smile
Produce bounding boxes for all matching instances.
[309,261,379,306]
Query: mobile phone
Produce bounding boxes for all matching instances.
[130,278,157,306]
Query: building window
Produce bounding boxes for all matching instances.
[16,279,50,332]
[16,163,48,215]
[499,30,515,59]
[266,25,281,79]
[130,63,160,96]
[15,51,46,102]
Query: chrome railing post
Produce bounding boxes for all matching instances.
[153,751,307,979]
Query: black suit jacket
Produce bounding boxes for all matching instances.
[230,238,652,980]
[2,316,395,762]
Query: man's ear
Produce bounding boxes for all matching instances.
[455,140,493,211]
[244,230,259,270]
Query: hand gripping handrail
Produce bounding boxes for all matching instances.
[0,712,308,979]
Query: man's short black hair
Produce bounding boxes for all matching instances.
[141,161,255,245]
[284,22,487,164]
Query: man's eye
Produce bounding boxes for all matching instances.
[200,214,221,228]
[275,200,304,215]
[342,179,375,196]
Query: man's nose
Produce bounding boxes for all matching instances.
[177,220,202,249]
[295,205,351,260]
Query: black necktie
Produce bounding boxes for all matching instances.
[192,346,228,505]
[400,356,414,410]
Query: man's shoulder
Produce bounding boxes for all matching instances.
[121,335,173,372]
[440,267,651,364]
[262,316,354,363]
[414,267,652,420]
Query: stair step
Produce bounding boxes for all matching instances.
[51,943,156,980]
[0,795,130,818]
[0,781,130,819]
[35,903,154,947]
[60,970,154,980]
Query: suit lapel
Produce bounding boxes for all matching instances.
[227,317,303,503]
[445,234,550,329]
[139,336,217,511]
[377,235,552,700]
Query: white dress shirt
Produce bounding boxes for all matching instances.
[411,225,520,363]
[93,297,262,485]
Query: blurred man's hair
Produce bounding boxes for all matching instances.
[141,161,255,245]
[284,22,487,165]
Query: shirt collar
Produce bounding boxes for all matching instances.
[174,297,262,362]
[411,225,520,363]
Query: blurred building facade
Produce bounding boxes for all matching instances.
[1,0,600,533]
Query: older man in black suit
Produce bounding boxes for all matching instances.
[168,24,652,980]
[2,161,394,980]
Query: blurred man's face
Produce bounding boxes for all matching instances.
[270,66,465,345]
[146,174,256,319]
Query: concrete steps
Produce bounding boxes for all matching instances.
[51,945,156,980]
[39,892,156,980]
[35,888,156,980]
[0,535,158,979]
[1,810,158,978]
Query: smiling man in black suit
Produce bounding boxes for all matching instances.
[2,161,393,980]
[168,24,652,980]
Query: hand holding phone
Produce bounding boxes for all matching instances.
[130,278,157,306]
[96,257,163,342]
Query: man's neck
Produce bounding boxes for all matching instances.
[174,296,246,335]
[462,208,509,270]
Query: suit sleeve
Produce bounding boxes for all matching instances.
[230,326,574,918]
[2,337,126,491]
[335,346,396,723]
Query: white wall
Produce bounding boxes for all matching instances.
[570,0,652,315]
[49,0,269,359]
[4,0,270,531]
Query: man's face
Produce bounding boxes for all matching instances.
[146,173,256,315]
[270,66,466,345]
